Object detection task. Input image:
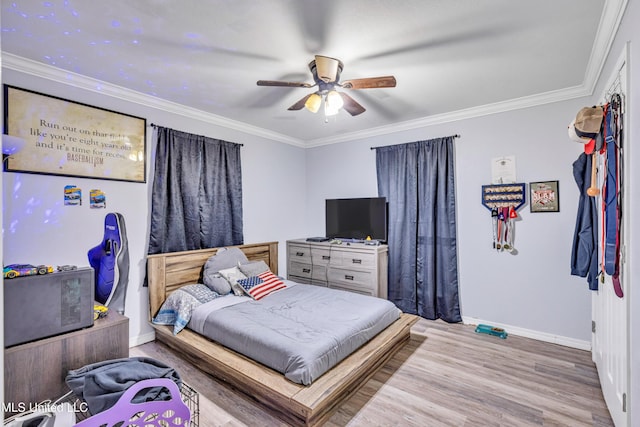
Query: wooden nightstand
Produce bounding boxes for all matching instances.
[3,309,129,412]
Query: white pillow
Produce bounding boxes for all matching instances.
[218,266,248,296]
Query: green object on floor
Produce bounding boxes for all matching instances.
[475,324,508,339]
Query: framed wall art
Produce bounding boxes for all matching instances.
[3,85,146,183]
[530,180,560,213]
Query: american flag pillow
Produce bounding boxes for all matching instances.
[237,270,286,300]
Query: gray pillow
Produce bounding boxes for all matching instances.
[203,273,232,295]
[239,260,270,277]
[204,247,249,271]
[202,247,249,294]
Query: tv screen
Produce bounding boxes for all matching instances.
[325,197,387,242]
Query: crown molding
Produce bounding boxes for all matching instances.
[1,0,626,149]
[305,0,628,147]
[1,53,306,148]
[582,0,629,95]
[0,52,592,148]
[304,84,591,147]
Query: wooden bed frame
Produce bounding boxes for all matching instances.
[147,241,417,426]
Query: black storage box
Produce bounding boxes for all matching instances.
[4,267,95,347]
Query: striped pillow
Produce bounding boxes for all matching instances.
[238,270,286,300]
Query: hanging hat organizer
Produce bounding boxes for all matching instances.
[481,183,526,211]
[481,183,526,252]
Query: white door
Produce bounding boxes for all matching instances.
[592,45,629,427]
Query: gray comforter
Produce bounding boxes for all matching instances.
[189,282,400,385]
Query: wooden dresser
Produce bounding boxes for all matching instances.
[286,238,388,298]
[4,309,129,412]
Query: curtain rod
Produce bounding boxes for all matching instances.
[149,123,244,146]
[370,134,461,150]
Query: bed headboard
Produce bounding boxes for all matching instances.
[147,241,279,319]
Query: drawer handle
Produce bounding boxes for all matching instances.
[322,255,330,260]
[302,268,311,273]
[352,259,362,264]
[296,252,305,257]
[345,275,354,281]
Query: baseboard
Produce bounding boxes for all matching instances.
[129,319,591,351]
[462,316,592,351]
[129,331,156,348]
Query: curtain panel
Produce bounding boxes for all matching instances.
[148,126,243,254]
[376,136,461,322]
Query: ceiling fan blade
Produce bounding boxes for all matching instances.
[288,94,313,111]
[339,92,366,116]
[257,80,313,88]
[341,76,396,89]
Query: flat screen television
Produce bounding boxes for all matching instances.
[325,197,388,242]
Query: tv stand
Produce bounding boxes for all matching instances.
[286,238,388,298]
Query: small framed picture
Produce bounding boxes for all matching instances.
[530,181,560,213]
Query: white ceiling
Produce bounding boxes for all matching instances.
[0,0,625,146]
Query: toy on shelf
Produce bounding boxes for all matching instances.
[93,304,109,321]
[3,264,54,279]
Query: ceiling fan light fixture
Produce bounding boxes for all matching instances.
[304,92,322,113]
[326,90,344,110]
[324,90,343,116]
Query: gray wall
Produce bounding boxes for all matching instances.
[305,98,594,345]
[1,68,309,344]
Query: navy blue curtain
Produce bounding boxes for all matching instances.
[148,126,243,254]
[376,136,461,322]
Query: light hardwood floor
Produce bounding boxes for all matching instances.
[130,318,614,426]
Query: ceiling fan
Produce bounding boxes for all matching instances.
[257,55,396,117]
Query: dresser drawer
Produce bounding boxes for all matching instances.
[311,264,327,281]
[288,244,311,263]
[311,248,333,266]
[309,280,329,287]
[329,282,375,297]
[289,261,312,278]
[330,251,376,269]
[288,275,311,285]
[327,267,375,288]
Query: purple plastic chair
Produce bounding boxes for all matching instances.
[74,378,191,427]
